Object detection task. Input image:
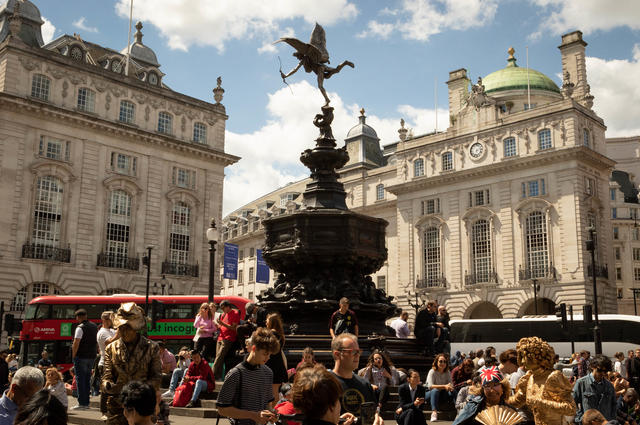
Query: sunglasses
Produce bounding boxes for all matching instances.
[340,349,361,356]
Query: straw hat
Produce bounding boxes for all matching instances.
[112,302,146,331]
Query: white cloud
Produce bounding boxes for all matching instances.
[72,17,99,33]
[114,0,358,52]
[588,45,640,137]
[530,0,640,35]
[223,81,442,215]
[41,17,56,44]
[358,0,498,41]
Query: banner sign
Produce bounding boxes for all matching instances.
[256,249,270,284]
[223,243,239,279]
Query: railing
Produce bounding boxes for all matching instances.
[161,260,199,277]
[464,271,498,286]
[518,264,557,281]
[97,252,139,271]
[587,264,608,279]
[415,276,447,289]
[21,243,71,262]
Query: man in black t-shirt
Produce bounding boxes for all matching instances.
[330,333,382,425]
[329,297,359,338]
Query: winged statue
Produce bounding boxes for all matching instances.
[275,23,354,106]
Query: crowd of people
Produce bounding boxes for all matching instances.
[2,297,640,425]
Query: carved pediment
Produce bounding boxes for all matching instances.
[103,175,143,195]
[30,160,76,183]
[165,188,200,207]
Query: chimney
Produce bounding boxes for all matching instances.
[558,31,593,108]
[447,68,469,125]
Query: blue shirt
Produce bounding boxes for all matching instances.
[0,391,17,425]
[573,372,617,423]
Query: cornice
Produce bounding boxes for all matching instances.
[386,146,615,195]
[0,92,240,166]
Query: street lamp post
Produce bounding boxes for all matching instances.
[407,290,427,315]
[152,275,173,295]
[206,218,219,303]
[586,225,602,355]
[143,245,153,316]
[631,288,640,315]
[532,278,539,315]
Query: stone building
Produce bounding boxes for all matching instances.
[606,136,640,314]
[0,0,238,344]
[221,30,619,321]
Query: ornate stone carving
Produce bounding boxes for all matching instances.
[181,116,186,132]
[144,105,150,122]
[213,76,224,104]
[105,93,111,111]
[560,70,574,99]
[92,79,108,93]
[62,80,68,98]
[46,66,66,80]
[132,93,148,104]
[19,57,40,71]
[203,113,217,126]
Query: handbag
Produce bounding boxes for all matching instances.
[172,380,195,407]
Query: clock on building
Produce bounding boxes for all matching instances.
[69,46,83,61]
[470,142,484,158]
[148,72,158,86]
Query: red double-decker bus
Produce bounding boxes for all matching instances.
[19,294,249,372]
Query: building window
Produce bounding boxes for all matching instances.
[239,249,244,261]
[618,288,624,299]
[106,190,132,261]
[585,177,596,196]
[610,188,616,201]
[469,189,490,207]
[538,129,552,150]
[583,128,590,148]
[442,152,453,171]
[635,267,640,281]
[377,276,386,292]
[193,122,207,143]
[414,159,424,177]
[172,167,196,189]
[119,100,135,124]
[38,136,70,162]
[522,179,546,198]
[249,247,255,257]
[249,267,254,282]
[422,198,440,215]
[248,291,254,300]
[503,137,516,158]
[423,227,441,286]
[110,152,137,176]
[158,112,173,134]
[10,283,62,312]
[524,103,537,110]
[280,193,298,207]
[616,267,622,280]
[238,269,244,284]
[615,247,621,261]
[631,208,638,220]
[634,248,640,261]
[77,87,96,113]
[612,208,617,219]
[525,211,549,278]
[31,74,51,101]
[471,219,492,282]
[613,227,619,240]
[633,228,640,241]
[170,202,191,264]
[376,184,384,201]
[32,176,63,247]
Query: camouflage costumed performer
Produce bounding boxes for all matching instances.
[507,336,576,425]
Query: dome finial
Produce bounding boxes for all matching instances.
[508,46,515,59]
[506,46,517,68]
[135,21,143,44]
[358,107,366,124]
[360,107,365,117]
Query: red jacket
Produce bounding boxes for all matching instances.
[184,359,215,392]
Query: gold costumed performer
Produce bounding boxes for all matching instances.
[507,336,576,425]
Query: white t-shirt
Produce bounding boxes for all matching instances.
[74,326,83,339]
[97,327,116,366]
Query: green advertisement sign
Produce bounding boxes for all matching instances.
[147,322,196,336]
[60,322,72,337]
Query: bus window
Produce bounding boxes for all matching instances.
[34,305,50,320]
[52,305,77,319]
[165,304,195,319]
[83,304,107,319]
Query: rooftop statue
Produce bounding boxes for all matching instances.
[276,23,354,106]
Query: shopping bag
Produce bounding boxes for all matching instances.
[172,380,195,407]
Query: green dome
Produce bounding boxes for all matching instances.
[482,52,560,95]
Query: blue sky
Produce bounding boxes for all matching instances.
[34,0,640,214]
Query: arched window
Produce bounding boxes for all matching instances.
[32,176,63,248]
[10,283,62,312]
[471,219,492,283]
[158,112,173,134]
[105,190,132,267]
[77,87,96,113]
[525,211,549,278]
[119,100,135,124]
[170,202,191,264]
[193,122,207,143]
[538,129,552,150]
[375,183,384,201]
[31,74,51,101]
[423,227,441,286]
[414,158,424,177]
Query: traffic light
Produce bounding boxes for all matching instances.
[555,303,568,329]
[583,304,593,323]
[151,300,164,331]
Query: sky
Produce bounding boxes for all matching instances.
[33,0,640,215]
